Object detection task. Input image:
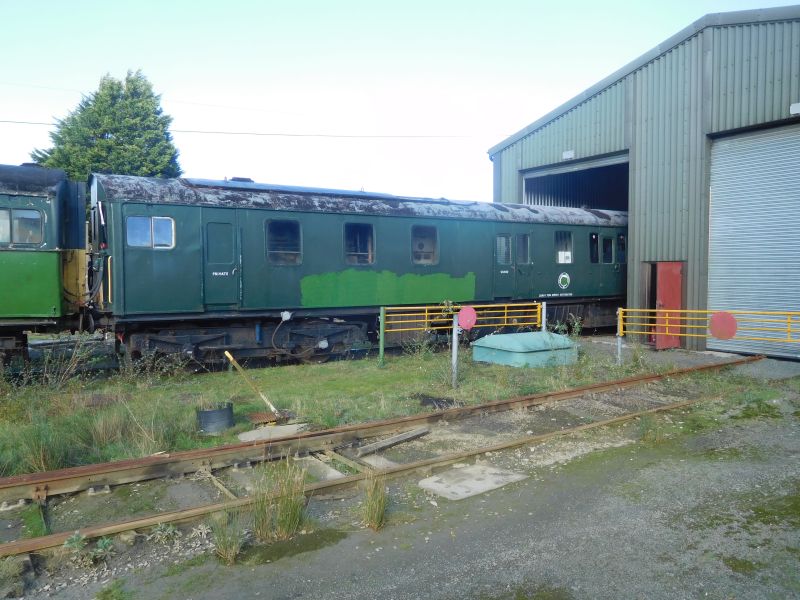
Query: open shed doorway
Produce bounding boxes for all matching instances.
[523,161,628,211]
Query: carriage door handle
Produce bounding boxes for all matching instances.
[232,267,238,276]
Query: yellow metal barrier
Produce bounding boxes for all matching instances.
[383,301,542,333]
[618,308,800,344]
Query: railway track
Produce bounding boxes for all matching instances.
[0,354,760,558]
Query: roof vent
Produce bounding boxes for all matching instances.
[230,177,254,183]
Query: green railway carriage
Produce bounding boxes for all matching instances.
[90,174,627,362]
[0,165,85,360]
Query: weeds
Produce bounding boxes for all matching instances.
[251,462,308,543]
[63,532,92,567]
[148,522,181,546]
[638,414,666,443]
[362,472,388,530]
[14,334,98,390]
[95,579,133,600]
[0,332,675,479]
[210,512,246,565]
[91,537,116,563]
[273,463,308,540]
[0,557,20,588]
[12,422,74,473]
[115,351,189,388]
[252,469,276,543]
[734,389,782,420]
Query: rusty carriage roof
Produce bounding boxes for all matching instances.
[91,174,628,227]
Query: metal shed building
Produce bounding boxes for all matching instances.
[488,6,800,356]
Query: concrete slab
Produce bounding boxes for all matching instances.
[360,455,399,469]
[418,464,528,501]
[732,357,800,380]
[294,456,346,481]
[237,423,309,442]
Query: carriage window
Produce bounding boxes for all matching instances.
[555,231,572,264]
[589,233,599,263]
[0,210,9,244]
[412,225,438,265]
[153,217,175,249]
[267,220,302,265]
[495,235,512,265]
[516,234,531,264]
[345,223,374,265]
[602,237,613,263]
[617,234,627,264]
[127,217,152,247]
[10,209,43,244]
[126,216,174,249]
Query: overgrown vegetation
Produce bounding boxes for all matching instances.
[0,557,20,589]
[63,531,116,567]
[362,472,388,530]
[0,333,722,478]
[210,511,246,566]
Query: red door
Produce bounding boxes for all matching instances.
[655,262,683,350]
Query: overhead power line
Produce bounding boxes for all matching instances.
[0,119,465,139]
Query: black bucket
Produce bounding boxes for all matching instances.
[197,402,234,435]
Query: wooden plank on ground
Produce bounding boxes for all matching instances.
[355,427,429,457]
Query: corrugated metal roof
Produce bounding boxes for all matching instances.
[488,5,800,157]
[91,173,628,226]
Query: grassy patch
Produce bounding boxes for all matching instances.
[0,340,673,477]
[733,388,783,420]
[161,553,210,578]
[680,479,800,534]
[637,414,666,444]
[95,579,133,600]
[721,556,764,575]
[19,503,48,538]
[0,557,21,588]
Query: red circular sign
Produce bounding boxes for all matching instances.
[709,311,737,340]
[458,306,477,331]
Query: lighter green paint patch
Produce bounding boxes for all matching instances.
[300,269,476,307]
[0,251,62,317]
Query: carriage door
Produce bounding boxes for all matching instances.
[203,208,241,309]
[493,234,514,299]
[514,232,534,299]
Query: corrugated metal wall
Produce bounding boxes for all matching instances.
[628,34,708,322]
[491,15,800,349]
[495,81,627,203]
[711,21,800,133]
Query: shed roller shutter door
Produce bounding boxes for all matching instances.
[708,124,800,359]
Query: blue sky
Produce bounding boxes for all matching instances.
[0,0,788,199]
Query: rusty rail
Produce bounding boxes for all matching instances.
[0,355,760,508]
[0,381,747,557]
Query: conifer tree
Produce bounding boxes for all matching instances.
[32,70,181,180]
